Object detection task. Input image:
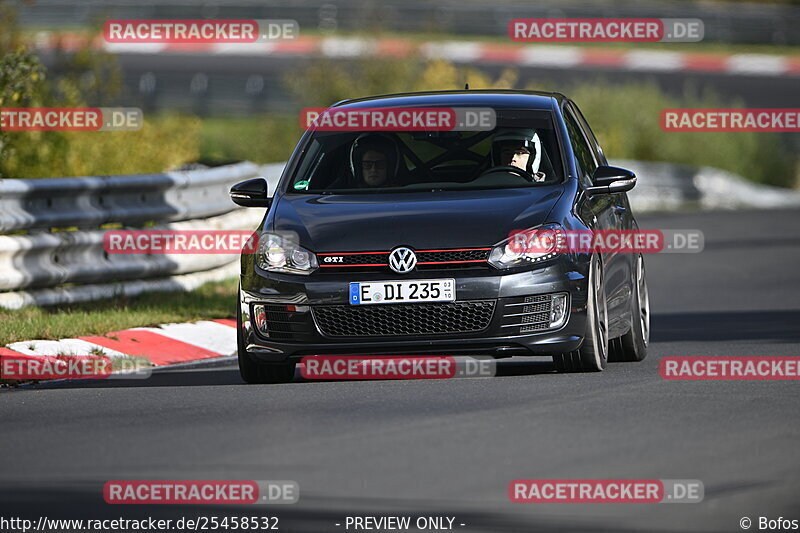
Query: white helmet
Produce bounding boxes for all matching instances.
[491,128,542,174]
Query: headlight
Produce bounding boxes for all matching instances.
[488,223,563,269]
[256,233,318,275]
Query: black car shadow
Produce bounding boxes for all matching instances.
[5,357,559,392]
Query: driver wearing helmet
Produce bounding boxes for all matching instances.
[349,133,401,188]
[491,129,547,182]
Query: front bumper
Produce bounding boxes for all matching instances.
[239,257,590,363]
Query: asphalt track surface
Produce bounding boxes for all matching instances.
[2,208,800,532]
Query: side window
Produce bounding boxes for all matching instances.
[570,103,607,166]
[563,107,597,186]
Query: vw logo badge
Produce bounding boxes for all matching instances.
[388,247,417,274]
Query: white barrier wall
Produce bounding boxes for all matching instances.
[0,162,284,309]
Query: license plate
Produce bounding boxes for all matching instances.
[349,279,456,305]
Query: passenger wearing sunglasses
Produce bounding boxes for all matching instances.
[349,134,399,188]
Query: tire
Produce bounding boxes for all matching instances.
[553,254,609,373]
[610,254,649,363]
[237,298,296,384]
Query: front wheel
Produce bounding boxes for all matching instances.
[610,254,649,362]
[553,255,608,373]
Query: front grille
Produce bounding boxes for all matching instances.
[317,248,491,272]
[416,249,489,264]
[312,300,496,337]
[501,295,554,333]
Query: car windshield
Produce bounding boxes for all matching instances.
[286,108,562,194]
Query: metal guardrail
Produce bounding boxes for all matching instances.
[0,162,262,233]
[0,162,284,308]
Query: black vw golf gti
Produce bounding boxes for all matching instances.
[230,90,650,383]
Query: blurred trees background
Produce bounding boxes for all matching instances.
[0,0,200,178]
[241,56,797,188]
[1,0,795,187]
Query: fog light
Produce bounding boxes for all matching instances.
[253,304,268,336]
[549,293,568,329]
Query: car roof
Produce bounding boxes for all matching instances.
[332,90,566,110]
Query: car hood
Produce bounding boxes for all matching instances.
[272,187,564,252]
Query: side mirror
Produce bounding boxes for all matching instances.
[230,177,272,208]
[586,166,637,196]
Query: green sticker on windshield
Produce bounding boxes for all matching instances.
[294,180,309,190]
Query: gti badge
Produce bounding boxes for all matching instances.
[388,247,417,274]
